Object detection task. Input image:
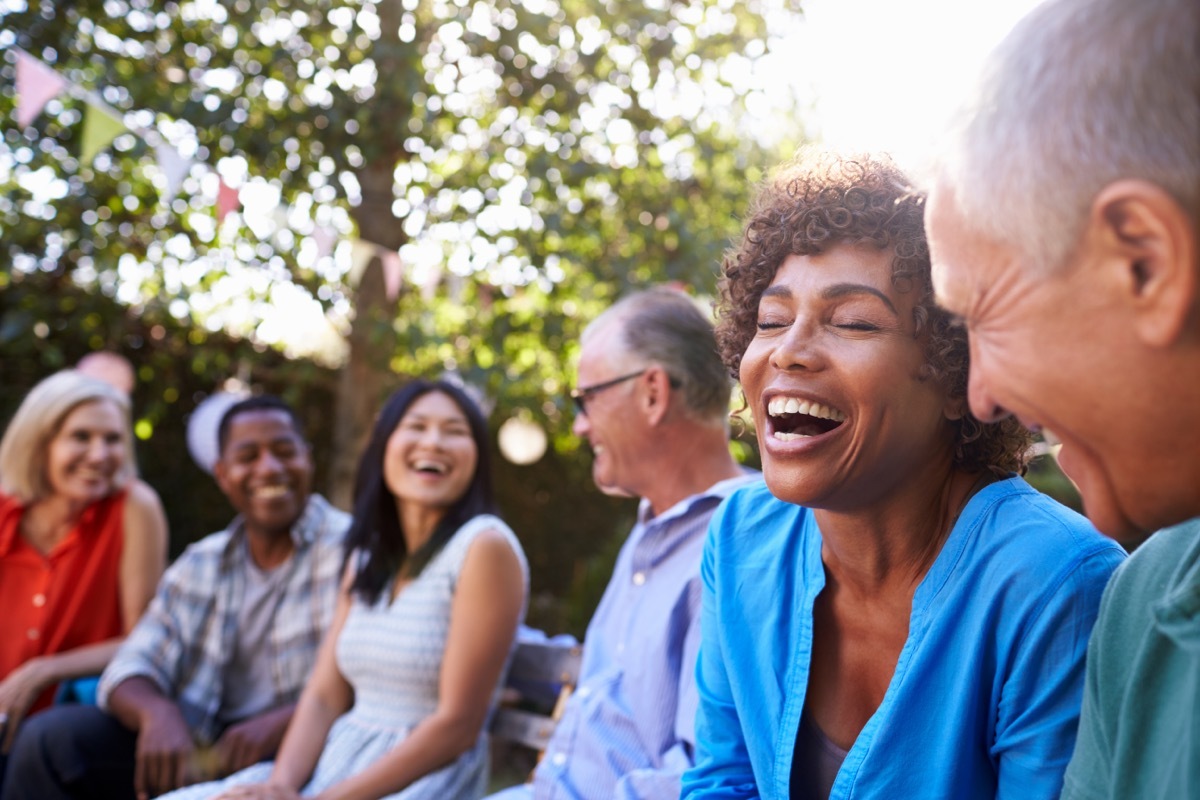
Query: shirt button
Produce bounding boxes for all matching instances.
[32,593,46,607]
[27,628,40,640]
[552,753,566,766]
[577,687,591,698]
[632,571,646,586]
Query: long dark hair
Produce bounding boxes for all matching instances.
[343,379,496,604]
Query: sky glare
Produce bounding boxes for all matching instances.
[774,0,1046,169]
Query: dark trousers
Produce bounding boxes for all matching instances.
[0,704,137,800]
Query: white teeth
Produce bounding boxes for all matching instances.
[257,485,287,498]
[413,460,447,474]
[772,431,813,441]
[766,396,845,422]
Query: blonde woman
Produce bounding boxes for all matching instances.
[0,371,167,761]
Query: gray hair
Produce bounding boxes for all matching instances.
[585,287,731,424]
[0,370,137,503]
[936,0,1199,272]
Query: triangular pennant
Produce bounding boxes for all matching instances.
[216,180,240,222]
[380,250,402,301]
[420,262,443,301]
[312,226,336,260]
[14,51,68,128]
[154,143,191,203]
[80,103,127,164]
[348,239,379,287]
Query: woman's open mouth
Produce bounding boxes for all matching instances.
[765,396,846,441]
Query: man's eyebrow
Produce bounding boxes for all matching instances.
[821,283,898,316]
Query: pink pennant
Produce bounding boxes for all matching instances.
[312,226,336,259]
[380,249,403,301]
[15,51,68,128]
[216,180,240,222]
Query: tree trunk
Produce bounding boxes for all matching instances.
[327,161,408,509]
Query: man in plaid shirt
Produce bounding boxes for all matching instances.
[3,395,350,800]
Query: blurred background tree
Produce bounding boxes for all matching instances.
[0,0,803,633]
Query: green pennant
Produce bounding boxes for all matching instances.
[80,103,127,164]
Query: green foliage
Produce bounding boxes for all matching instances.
[0,268,338,556]
[0,0,801,628]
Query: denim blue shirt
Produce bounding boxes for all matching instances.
[532,472,760,800]
[682,477,1125,800]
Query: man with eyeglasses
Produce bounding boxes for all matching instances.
[490,287,757,800]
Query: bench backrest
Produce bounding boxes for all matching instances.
[491,639,583,753]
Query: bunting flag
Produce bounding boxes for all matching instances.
[379,249,402,301]
[80,103,127,164]
[14,50,68,127]
[312,226,337,260]
[419,261,443,301]
[154,143,191,203]
[216,180,240,222]
[13,48,401,296]
[347,238,378,287]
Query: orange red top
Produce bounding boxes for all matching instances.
[0,490,127,712]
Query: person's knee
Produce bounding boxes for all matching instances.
[7,705,115,791]
[7,706,74,783]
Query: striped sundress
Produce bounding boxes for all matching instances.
[163,514,528,800]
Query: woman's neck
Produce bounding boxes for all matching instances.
[814,468,992,599]
[397,503,446,557]
[20,494,90,554]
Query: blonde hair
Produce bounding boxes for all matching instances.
[0,371,137,503]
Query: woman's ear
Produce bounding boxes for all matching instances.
[943,394,968,423]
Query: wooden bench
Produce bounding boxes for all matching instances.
[491,639,583,756]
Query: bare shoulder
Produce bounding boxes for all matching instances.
[125,479,165,514]
[460,525,526,585]
[122,479,168,544]
[465,525,523,563]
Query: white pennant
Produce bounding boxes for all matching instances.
[154,143,191,203]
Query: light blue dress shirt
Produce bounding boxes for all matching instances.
[508,472,759,800]
[682,477,1125,800]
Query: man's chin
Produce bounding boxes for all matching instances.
[593,472,636,499]
[1062,457,1142,540]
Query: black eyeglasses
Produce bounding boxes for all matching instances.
[570,369,648,416]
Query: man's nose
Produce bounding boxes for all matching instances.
[572,410,590,438]
[967,365,1011,424]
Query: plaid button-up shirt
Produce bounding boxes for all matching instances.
[98,494,351,746]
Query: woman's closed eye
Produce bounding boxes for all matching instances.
[833,319,882,332]
[755,317,792,331]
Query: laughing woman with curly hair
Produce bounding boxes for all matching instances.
[680,150,1125,800]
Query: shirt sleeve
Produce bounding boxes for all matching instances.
[1059,569,1121,800]
[993,546,1124,800]
[680,517,761,800]
[97,552,195,709]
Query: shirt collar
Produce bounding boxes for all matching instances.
[220,493,330,561]
[635,469,760,529]
[0,495,22,556]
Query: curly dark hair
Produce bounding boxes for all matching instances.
[716,149,1031,476]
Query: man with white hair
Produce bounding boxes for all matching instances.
[923,0,1199,796]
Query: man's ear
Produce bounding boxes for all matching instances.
[1092,180,1197,348]
[643,365,673,426]
[212,457,231,495]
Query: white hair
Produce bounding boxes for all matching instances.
[937,0,1199,272]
